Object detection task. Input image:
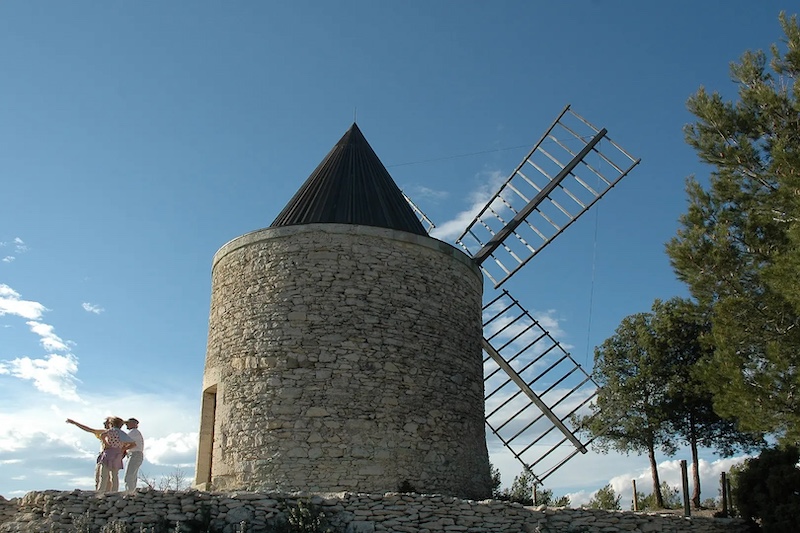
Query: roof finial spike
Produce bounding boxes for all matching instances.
[354,107,357,124]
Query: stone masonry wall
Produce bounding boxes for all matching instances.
[0,490,749,533]
[199,224,490,499]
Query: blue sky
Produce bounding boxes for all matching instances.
[0,1,793,503]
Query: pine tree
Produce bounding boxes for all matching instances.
[586,484,621,510]
[651,298,763,508]
[666,12,800,443]
[576,311,676,508]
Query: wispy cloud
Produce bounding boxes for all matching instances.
[82,303,104,314]
[1,237,28,255]
[2,256,14,263]
[431,170,506,242]
[406,185,450,203]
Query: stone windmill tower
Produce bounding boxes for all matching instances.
[196,108,639,498]
[195,123,492,499]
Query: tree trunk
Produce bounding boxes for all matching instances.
[690,414,701,509]
[647,443,664,508]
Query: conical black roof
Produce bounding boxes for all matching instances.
[270,124,427,236]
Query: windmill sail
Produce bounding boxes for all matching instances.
[456,105,640,288]
[402,106,639,484]
[483,289,599,483]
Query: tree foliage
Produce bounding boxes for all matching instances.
[576,308,677,508]
[666,12,800,443]
[586,484,621,510]
[504,469,537,505]
[579,298,761,509]
[504,470,553,506]
[551,494,571,508]
[499,469,569,507]
[651,298,763,508]
[489,463,503,499]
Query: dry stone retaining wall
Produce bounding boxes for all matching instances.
[0,490,749,533]
[200,224,490,499]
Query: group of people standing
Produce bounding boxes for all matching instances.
[66,416,145,493]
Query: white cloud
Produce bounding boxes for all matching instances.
[0,284,81,401]
[0,353,81,401]
[431,170,506,242]
[0,423,48,454]
[600,455,752,509]
[81,302,104,314]
[2,256,14,263]
[489,432,752,509]
[146,432,199,467]
[26,321,70,352]
[0,284,47,320]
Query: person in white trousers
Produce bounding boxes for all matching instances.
[123,418,145,492]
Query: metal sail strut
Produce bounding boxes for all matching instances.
[471,128,606,266]
[482,338,586,453]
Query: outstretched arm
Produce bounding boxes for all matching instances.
[66,418,102,436]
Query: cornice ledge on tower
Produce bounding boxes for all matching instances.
[212,223,481,279]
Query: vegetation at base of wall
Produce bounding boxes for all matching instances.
[397,480,416,493]
[635,483,683,511]
[71,511,93,533]
[138,469,191,492]
[284,500,333,533]
[61,499,333,533]
[492,469,571,507]
[101,521,134,533]
[700,497,718,510]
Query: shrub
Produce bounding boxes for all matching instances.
[637,482,681,510]
[285,500,333,533]
[732,445,800,533]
